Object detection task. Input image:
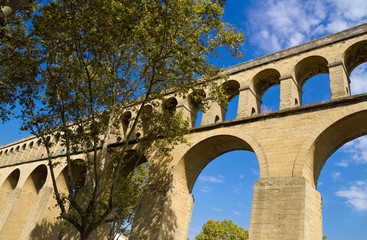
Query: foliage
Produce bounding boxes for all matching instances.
[0,0,40,122]
[108,163,148,239]
[195,219,249,240]
[0,0,244,239]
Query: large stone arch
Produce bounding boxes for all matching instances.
[0,164,47,239]
[343,40,367,76]
[106,149,148,181]
[173,134,264,193]
[29,159,88,240]
[0,168,20,213]
[130,132,266,240]
[0,168,20,189]
[313,110,367,185]
[172,134,264,239]
[293,104,367,186]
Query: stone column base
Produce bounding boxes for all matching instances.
[250,176,322,240]
[130,183,194,240]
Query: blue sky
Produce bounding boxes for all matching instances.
[0,1,367,240]
[188,1,367,240]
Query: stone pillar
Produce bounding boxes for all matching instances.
[201,100,226,125]
[26,171,71,239]
[176,98,193,126]
[250,176,322,240]
[4,152,12,165]
[28,145,42,161]
[328,62,350,99]
[19,187,53,240]
[130,182,194,240]
[0,177,16,213]
[0,188,21,232]
[0,173,42,240]
[20,148,30,162]
[237,87,260,118]
[279,75,301,109]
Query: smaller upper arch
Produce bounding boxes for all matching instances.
[121,111,133,136]
[293,55,329,87]
[36,139,42,148]
[53,133,61,144]
[141,104,153,118]
[141,105,154,136]
[222,80,240,120]
[251,68,281,99]
[162,97,178,115]
[222,80,240,101]
[188,89,206,127]
[343,40,367,76]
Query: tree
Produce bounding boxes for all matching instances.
[0,0,245,239]
[0,0,39,122]
[195,219,249,240]
[0,0,31,26]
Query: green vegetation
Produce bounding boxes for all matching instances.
[195,219,249,240]
[0,0,244,239]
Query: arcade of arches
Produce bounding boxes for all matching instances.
[0,24,366,240]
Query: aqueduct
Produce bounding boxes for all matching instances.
[0,23,367,240]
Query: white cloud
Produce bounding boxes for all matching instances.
[350,63,367,95]
[324,19,350,33]
[335,160,349,168]
[335,180,367,212]
[200,186,211,193]
[289,32,305,47]
[212,207,222,212]
[233,186,241,194]
[331,0,367,21]
[331,171,341,181]
[198,175,224,183]
[240,174,245,179]
[233,211,240,216]
[343,141,355,148]
[340,136,367,165]
[246,0,367,54]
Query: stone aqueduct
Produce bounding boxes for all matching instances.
[0,23,366,239]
